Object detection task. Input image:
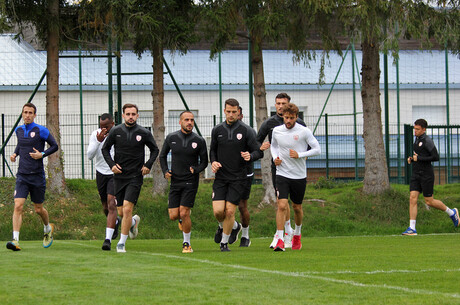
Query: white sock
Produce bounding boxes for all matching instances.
[284,220,293,235]
[294,224,302,235]
[183,232,191,244]
[410,220,416,230]
[445,207,454,217]
[44,224,51,234]
[221,233,230,244]
[218,222,223,228]
[118,234,128,245]
[242,226,249,239]
[232,221,238,230]
[276,230,284,241]
[105,228,114,240]
[13,231,19,241]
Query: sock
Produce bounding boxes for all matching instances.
[221,233,230,244]
[284,220,293,235]
[242,226,249,239]
[294,224,302,236]
[44,224,51,234]
[276,230,284,241]
[105,228,115,240]
[410,220,416,230]
[232,221,238,230]
[183,232,191,244]
[13,231,19,241]
[131,217,136,227]
[118,234,128,245]
[218,222,223,229]
[445,207,454,217]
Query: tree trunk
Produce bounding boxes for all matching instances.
[251,38,276,205]
[361,38,390,194]
[151,44,168,195]
[46,0,67,195]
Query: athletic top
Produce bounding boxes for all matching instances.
[14,122,58,175]
[245,127,258,177]
[87,128,114,176]
[210,120,262,180]
[257,114,306,144]
[412,133,439,173]
[271,123,321,179]
[101,123,159,179]
[159,130,208,183]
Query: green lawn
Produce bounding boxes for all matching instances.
[2,235,460,305]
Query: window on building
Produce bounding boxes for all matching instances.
[412,106,446,125]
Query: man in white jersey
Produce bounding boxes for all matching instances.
[270,103,321,251]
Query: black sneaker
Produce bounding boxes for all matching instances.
[102,239,111,251]
[214,226,223,243]
[239,237,251,247]
[112,216,121,240]
[228,222,242,244]
[220,242,230,252]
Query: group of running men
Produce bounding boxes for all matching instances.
[6,94,459,253]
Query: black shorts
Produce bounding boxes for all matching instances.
[96,171,115,202]
[410,171,434,197]
[168,180,198,209]
[240,175,254,201]
[212,178,246,205]
[275,175,307,205]
[14,173,46,203]
[114,175,143,206]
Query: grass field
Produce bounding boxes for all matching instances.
[2,234,460,305]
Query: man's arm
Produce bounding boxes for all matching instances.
[87,131,100,161]
[247,128,263,161]
[256,120,269,144]
[192,137,208,174]
[101,131,116,169]
[43,132,59,157]
[159,136,171,174]
[297,128,321,158]
[417,137,439,162]
[144,132,160,170]
[270,129,280,161]
[209,126,218,163]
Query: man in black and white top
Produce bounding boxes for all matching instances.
[270,103,321,251]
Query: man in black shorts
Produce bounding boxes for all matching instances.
[402,118,459,235]
[159,111,208,253]
[88,113,122,251]
[102,103,159,253]
[210,98,262,252]
[7,103,58,251]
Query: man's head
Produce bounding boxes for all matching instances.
[122,103,139,126]
[238,106,243,121]
[414,118,428,137]
[282,103,299,130]
[275,93,291,116]
[179,111,195,134]
[99,113,114,132]
[224,98,240,125]
[22,103,37,125]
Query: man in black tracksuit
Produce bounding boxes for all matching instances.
[210,98,262,252]
[102,103,159,252]
[159,111,208,253]
[402,118,459,235]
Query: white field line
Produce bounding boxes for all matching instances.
[62,240,460,299]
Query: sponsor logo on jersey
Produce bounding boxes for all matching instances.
[172,141,176,145]
[293,135,299,141]
[30,132,35,138]
[237,133,242,140]
[192,142,197,149]
[136,135,142,142]
[419,142,423,146]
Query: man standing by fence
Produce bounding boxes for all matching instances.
[6,103,58,251]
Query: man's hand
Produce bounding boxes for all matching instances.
[165,170,172,179]
[96,128,109,142]
[289,149,299,159]
[274,156,282,166]
[241,151,251,161]
[141,166,150,176]
[407,156,412,164]
[189,167,194,174]
[260,141,270,151]
[29,148,43,160]
[412,153,418,162]
[212,161,222,173]
[111,164,122,174]
[10,153,17,162]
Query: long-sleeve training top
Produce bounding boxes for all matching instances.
[101,123,159,179]
[412,133,439,174]
[270,123,321,179]
[87,128,114,176]
[256,114,306,145]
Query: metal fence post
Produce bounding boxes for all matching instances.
[2,113,4,177]
[404,124,413,184]
[325,113,329,178]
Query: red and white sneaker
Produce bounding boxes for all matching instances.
[292,234,302,250]
[274,238,285,252]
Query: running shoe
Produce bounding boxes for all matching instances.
[239,237,251,247]
[43,223,55,248]
[401,227,417,236]
[274,238,285,252]
[228,222,242,244]
[102,239,111,251]
[269,234,279,249]
[450,208,459,227]
[6,239,21,251]
[182,242,193,253]
[292,234,302,250]
[129,215,140,239]
[116,243,126,253]
[284,232,293,249]
[214,226,223,243]
[220,242,230,252]
[113,216,121,240]
[178,219,183,231]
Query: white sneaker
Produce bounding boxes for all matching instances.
[129,215,140,239]
[284,232,293,249]
[116,243,126,253]
[269,234,279,249]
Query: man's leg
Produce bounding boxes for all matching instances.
[291,203,303,250]
[101,200,109,217]
[424,196,459,227]
[213,200,225,243]
[220,201,237,251]
[117,200,134,252]
[169,207,180,221]
[403,191,419,235]
[35,202,55,248]
[102,194,118,250]
[238,199,251,246]
[7,198,26,251]
[180,206,192,234]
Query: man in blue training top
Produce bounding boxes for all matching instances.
[7,103,59,251]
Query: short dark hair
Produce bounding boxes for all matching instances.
[276,93,291,102]
[225,98,239,108]
[238,106,243,115]
[122,103,138,114]
[100,113,113,121]
[22,103,37,114]
[414,118,428,129]
[179,111,194,119]
[282,103,299,116]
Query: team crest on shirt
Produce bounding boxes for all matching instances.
[419,142,423,147]
[293,135,299,141]
[136,135,142,142]
[236,133,242,140]
[30,132,35,138]
[192,142,197,149]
